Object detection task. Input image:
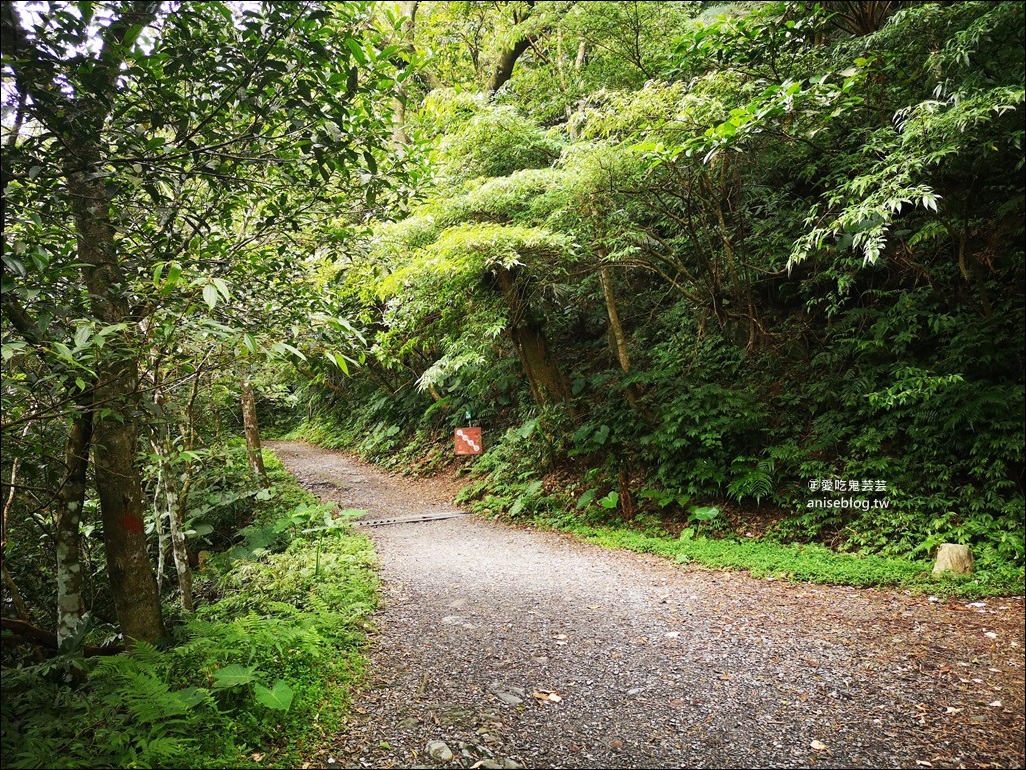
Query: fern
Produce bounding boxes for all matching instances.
[728,457,775,504]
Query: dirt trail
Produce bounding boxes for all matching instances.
[269,441,1025,769]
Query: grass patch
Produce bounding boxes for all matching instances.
[1,449,377,769]
[532,516,1024,599]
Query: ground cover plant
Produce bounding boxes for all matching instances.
[1,450,376,769]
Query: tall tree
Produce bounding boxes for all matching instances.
[3,0,168,644]
[2,0,406,643]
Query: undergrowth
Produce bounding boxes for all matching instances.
[0,450,376,769]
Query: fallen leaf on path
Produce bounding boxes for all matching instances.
[810,740,828,751]
[532,689,562,702]
[988,700,1003,707]
[944,707,962,714]
[984,631,998,638]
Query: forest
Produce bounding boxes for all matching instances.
[1,1,1023,767]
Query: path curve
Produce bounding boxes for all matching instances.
[269,441,1025,769]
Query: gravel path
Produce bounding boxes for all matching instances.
[269,441,1025,770]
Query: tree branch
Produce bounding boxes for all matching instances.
[1,617,125,656]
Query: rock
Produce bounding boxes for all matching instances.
[491,690,523,706]
[427,740,454,762]
[933,543,973,575]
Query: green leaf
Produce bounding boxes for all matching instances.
[211,664,258,689]
[523,480,543,497]
[576,488,598,509]
[161,263,183,295]
[326,350,350,374]
[271,342,307,361]
[690,506,721,521]
[74,325,91,349]
[254,680,294,712]
[517,417,539,438]
[212,277,231,302]
[345,38,368,66]
[1,342,26,361]
[598,492,619,509]
[202,284,218,310]
[171,687,208,707]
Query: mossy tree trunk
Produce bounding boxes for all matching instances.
[242,378,269,487]
[55,407,92,644]
[494,266,570,407]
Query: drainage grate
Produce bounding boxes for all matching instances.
[351,511,470,528]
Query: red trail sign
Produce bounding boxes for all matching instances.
[454,427,483,455]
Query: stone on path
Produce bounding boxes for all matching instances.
[427,740,454,762]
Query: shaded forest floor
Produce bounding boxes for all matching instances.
[270,441,1025,769]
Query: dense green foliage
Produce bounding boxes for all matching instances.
[1,450,376,768]
[293,1,1024,588]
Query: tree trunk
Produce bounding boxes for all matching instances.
[153,479,168,593]
[162,442,193,611]
[241,378,269,487]
[67,158,165,646]
[392,1,420,145]
[1,559,32,623]
[599,266,645,412]
[509,323,570,406]
[575,40,588,70]
[55,407,91,644]
[617,461,636,521]
[5,1,166,645]
[600,266,631,373]
[488,35,534,94]
[150,434,194,611]
[494,267,570,406]
[487,1,537,95]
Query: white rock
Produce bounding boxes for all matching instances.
[427,740,454,762]
[933,543,973,575]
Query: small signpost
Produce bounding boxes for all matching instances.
[454,426,483,455]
